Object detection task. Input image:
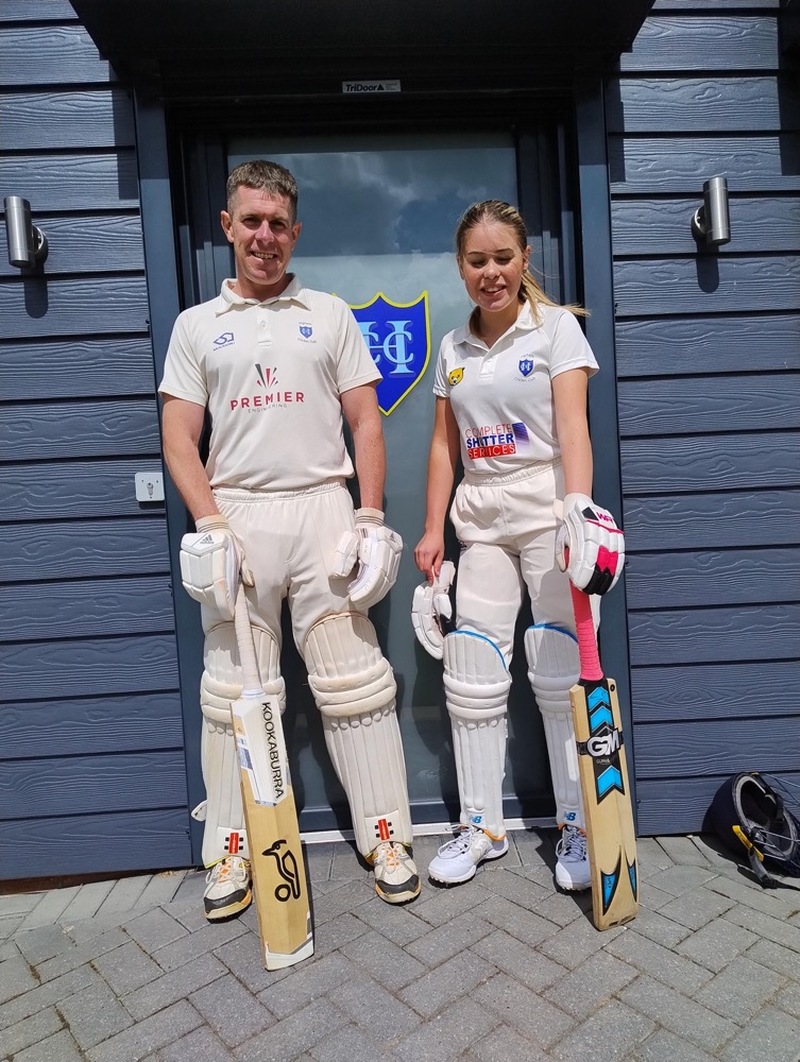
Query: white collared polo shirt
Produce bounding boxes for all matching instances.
[433,303,599,474]
[159,276,381,491]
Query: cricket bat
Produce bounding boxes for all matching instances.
[569,584,639,929]
[231,585,314,969]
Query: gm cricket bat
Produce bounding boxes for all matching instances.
[231,586,314,969]
[569,584,638,929]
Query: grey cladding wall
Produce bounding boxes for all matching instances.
[609,0,800,834]
[0,2,190,879]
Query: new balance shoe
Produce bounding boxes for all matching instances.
[203,855,253,920]
[428,825,508,885]
[555,824,591,891]
[370,841,421,904]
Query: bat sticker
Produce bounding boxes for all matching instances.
[263,839,303,902]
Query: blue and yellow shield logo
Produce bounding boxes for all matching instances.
[350,292,430,415]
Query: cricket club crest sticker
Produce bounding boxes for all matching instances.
[350,291,430,415]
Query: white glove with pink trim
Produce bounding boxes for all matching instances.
[555,493,625,595]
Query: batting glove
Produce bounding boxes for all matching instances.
[555,493,625,595]
[180,514,254,619]
[411,560,455,659]
[331,508,403,610]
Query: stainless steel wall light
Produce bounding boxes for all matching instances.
[4,196,49,268]
[691,177,731,248]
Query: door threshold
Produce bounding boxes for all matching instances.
[300,816,557,845]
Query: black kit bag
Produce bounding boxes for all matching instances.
[708,772,800,890]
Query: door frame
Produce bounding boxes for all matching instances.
[135,83,634,862]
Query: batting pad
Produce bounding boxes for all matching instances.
[304,612,412,854]
[443,631,511,839]
[197,622,285,866]
[525,623,584,830]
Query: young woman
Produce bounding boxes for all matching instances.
[414,200,624,890]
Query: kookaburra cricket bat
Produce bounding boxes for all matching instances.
[231,586,314,969]
[569,584,638,929]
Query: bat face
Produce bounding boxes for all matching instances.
[577,677,627,803]
[571,673,639,928]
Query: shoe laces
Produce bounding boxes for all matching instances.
[557,825,587,862]
[375,841,404,869]
[207,856,248,885]
[438,826,482,857]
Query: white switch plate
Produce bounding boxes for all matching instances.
[135,471,165,502]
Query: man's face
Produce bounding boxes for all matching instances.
[220,186,301,300]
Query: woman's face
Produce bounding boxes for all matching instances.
[458,220,530,318]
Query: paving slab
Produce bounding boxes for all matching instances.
[1,833,799,1062]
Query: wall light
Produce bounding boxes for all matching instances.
[691,177,730,248]
[4,196,49,268]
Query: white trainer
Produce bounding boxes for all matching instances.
[555,824,591,891]
[371,841,421,904]
[428,825,508,885]
[203,855,252,920]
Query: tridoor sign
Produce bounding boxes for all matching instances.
[341,80,401,94]
[350,292,430,415]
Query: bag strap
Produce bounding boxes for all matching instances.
[734,826,800,892]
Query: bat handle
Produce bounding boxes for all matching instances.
[234,585,262,693]
[570,583,603,682]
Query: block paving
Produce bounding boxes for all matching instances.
[2,831,800,1061]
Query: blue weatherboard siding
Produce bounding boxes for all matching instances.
[610,0,800,833]
[0,2,190,879]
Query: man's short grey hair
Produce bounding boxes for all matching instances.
[226,160,298,219]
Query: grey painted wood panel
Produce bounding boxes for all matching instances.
[614,256,800,316]
[0,809,192,881]
[0,151,140,210]
[623,490,800,550]
[625,547,799,608]
[618,373,800,436]
[627,604,800,666]
[620,433,800,493]
[0,89,135,150]
[609,135,800,191]
[636,776,797,838]
[652,1,778,9]
[3,459,164,521]
[631,661,800,722]
[0,25,113,84]
[1,276,149,339]
[1,751,188,819]
[0,2,80,20]
[615,314,800,377]
[1,693,184,758]
[1,576,175,642]
[0,337,158,400]
[609,77,798,133]
[635,718,800,778]
[0,215,144,278]
[620,16,778,72]
[1,633,180,700]
[0,518,171,582]
[611,196,800,255]
[2,399,161,461]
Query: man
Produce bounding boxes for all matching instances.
[160,159,419,920]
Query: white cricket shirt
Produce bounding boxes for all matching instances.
[433,303,599,473]
[159,277,381,490]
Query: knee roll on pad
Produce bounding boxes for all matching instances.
[443,631,511,839]
[305,612,412,854]
[196,623,285,866]
[525,624,584,829]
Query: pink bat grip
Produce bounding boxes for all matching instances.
[570,583,603,682]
